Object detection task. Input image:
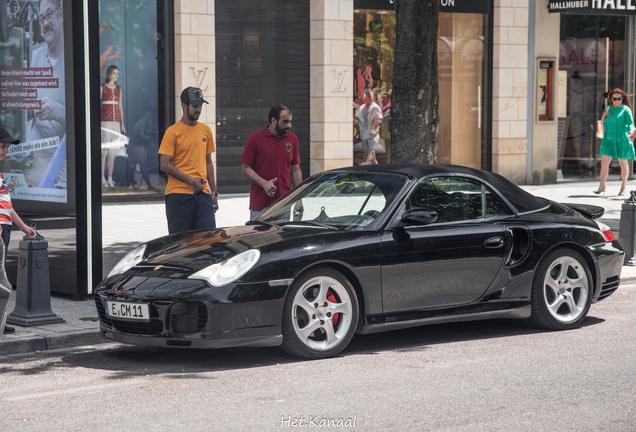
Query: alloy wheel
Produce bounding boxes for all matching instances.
[542,255,589,324]
[291,276,353,351]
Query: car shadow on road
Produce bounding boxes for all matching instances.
[54,315,605,375]
[0,315,605,376]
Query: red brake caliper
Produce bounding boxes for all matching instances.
[327,290,339,326]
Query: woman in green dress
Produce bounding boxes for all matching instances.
[595,89,636,196]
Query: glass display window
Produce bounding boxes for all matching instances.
[99,0,161,196]
[558,15,627,180]
[353,9,487,169]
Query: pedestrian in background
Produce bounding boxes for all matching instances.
[355,88,383,165]
[0,128,37,334]
[595,88,636,196]
[159,87,218,234]
[241,103,302,220]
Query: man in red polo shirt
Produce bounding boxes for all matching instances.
[241,103,302,219]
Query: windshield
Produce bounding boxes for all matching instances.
[256,172,408,230]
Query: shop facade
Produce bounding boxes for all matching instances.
[545,1,636,182]
[3,0,636,297]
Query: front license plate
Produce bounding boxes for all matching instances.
[104,301,150,321]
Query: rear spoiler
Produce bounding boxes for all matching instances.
[562,203,605,220]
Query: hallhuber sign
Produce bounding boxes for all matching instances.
[549,0,636,15]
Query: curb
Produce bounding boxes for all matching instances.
[619,264,636,286]
[0,329,106,356]
[621,274,636,286]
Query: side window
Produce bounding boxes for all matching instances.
[406,177,483,223]
[485,187,513,218]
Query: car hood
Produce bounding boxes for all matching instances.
[131,224,348,277]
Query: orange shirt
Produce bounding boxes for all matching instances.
[159,121,215,195]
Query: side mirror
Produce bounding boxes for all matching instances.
[401,208,438,226]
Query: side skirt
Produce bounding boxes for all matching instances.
[358,304,531,335]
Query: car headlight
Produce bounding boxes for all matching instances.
[108,244,146,278]
[189,249,261,287]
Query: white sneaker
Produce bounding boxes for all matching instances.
[102,177,109,187]
[107,177,116,187]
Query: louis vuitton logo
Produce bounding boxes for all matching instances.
[189,67,209,91]
[331,69,348,93]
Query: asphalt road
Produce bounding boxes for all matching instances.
[1,284,635,432]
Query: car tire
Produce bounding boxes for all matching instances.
[529,248,592,330]
[280,268,359,359]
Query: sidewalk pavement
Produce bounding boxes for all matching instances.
[2,181,636,356]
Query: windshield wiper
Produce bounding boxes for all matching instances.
[279,221,336,229]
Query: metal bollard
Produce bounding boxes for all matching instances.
[7,232,64,326]
[618,191,636,266]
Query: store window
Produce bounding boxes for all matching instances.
[353,9,487,169]
[99,0,161,196]
[558,15,627,180]
[215,1,310,194]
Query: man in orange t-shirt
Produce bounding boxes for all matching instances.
[159,87,219,234]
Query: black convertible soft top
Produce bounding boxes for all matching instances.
[333,163,550,214]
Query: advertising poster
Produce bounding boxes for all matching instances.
[538,68,547,116]
[0,0,67,203]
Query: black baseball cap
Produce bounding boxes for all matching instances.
[180,87,209,106]
[0,127,19,145]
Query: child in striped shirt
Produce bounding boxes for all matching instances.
[0,127,37,335]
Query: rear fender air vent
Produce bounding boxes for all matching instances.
[506,226,533,267]
[598,276,620,301]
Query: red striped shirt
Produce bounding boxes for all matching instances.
[0,172,13,225]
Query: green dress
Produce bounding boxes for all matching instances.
[600,105,636,160]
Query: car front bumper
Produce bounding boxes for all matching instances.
[94,277,289,349]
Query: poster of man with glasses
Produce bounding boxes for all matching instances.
[0,0,67,203]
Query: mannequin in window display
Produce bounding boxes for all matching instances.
[100,65,126,187]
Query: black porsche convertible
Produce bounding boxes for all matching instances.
[95,164,624,359]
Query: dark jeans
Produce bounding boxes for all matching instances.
[0,223,10,265]
[165,192,216,234]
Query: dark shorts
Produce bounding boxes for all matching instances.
[165,193,216,234]
[0,223,10,264]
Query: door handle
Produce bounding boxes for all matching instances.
[484,236,504,248]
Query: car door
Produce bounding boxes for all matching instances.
[380,176,513,313]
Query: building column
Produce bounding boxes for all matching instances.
[174,0,217,175]
[492,0,529,184]
[309,0,354,175]
[532,1,560,184]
